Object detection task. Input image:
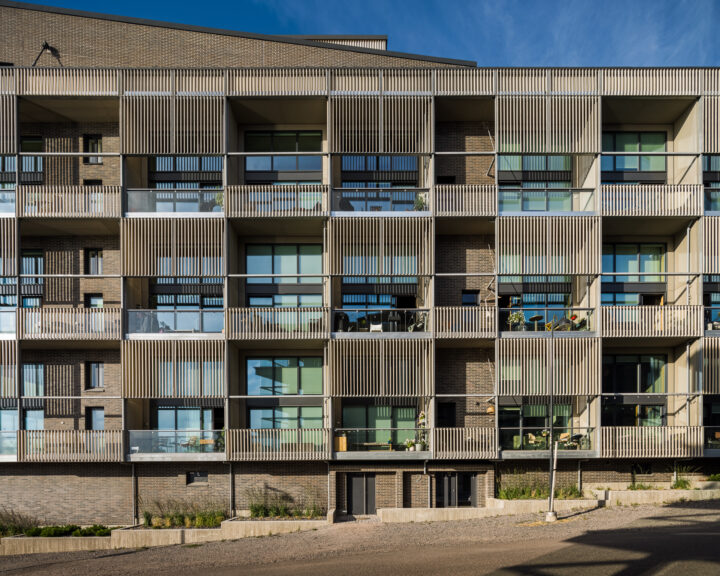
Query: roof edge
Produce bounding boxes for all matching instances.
[1,1,476,67]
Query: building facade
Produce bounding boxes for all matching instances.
[1,1,720,524]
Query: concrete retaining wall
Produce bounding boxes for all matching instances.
[486,498,599,514]
[0,536,111,556]
[593,489,720,507]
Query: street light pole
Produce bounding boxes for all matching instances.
[545,321,558,522]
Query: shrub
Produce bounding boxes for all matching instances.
[139,497,227,529]
[707,473,720,481]
[245,488,325,518]
[555,485,583,499]
[672,478,691,490]
[0,508,40,538]
[628,483,652,490]
[23,525,110,538]
[497,483,549,500]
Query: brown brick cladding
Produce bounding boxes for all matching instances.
[0,463,133,525]
[435,122,495,185]
[19,122,120,187]
[233,462,328,511]
[21,235,120,306]
[19,349,121,430]
[0,6,460,68]
[435,234,495,307]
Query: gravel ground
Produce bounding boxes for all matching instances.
[2,502,719,576]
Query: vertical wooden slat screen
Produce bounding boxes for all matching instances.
[330,69,380,94]
[704,337,720,395]
[122,340,225,398]
[0,340,16,398]
[497,96,546,153]
[435,68,494,95]
[228,68,326,96]
[704,96,720,153]
[0,218,17,275]
[601,68,700,95]
[0,94,15,155]
[497,216,601,275]
[547,96,600,153]
[174,69,225,95]
[329,339,432,397]
[705,217,720,274]
[121,218,224,276]
[330,96,380,153]
[17,68,118,96]
[497,338,600,396]
[328,217,433,276]
[382,69,432,94]
[121,95,173,154]
[174,96,224,154]
[382,96,432,153]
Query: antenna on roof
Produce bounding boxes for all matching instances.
[32,42,63,67]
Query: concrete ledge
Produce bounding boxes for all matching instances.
[486,498,599,514]
[595,489,720,507]
[0,536,111,556]
[378,507,501,523]
[221,519,326,538]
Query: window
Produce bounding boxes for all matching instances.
[602,355,667,394]
[0,409,18,432]
[86,408,105,431]
[22,364,44,396]
[462,291,480,307]
[186,471,208,484]
[246,244,322,284]
[244,131,323,182]
[155,407,216,430]
[602,401,665,427]
[341,404,417,446]
[85,294,103,308]
[23,410,44,431]
[602,132,666,173]
[20,137,43,174]
[602,244,665,283]
[86,362,104,389]
[83,179,102,186]
[21,250,44,286]
[248,406,323,429]
[83,135,102,165]
[85,249,103,275]
[340,155,419,188]
[246,357,322,396]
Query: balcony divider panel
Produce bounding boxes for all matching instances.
[0,93,15,154]
[497,216,601,275]
[122,339,225,398]
[497,337,600,396]
[0,218,16,275]
[329,339,432,397]
[121,218,224,277]
[0,340,17,398]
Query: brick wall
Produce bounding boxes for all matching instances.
[435,121,495,185]
[137,462,230,513]
[435,348,495,427]
[0,463,133,525]
[435,235,495,307]
[234,462,327,512]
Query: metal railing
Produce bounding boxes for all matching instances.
[127,310,224,334]
[500,308,594,332]
[499,427,594,451]
[601,305,703,338]
[334,428,428,452]
[18,430,124,462]
[227,307,328,339]
[433,427,497,459]
[20,308,121,340]
[434,184,496,216]
[602,184,703,216]
[332,188,427,212]
[333,309,429,333]
[226,185,327,217]
[127,430,225,455]
[18,185,122,217]
[434,306,496,338]
[601,426,703,458]
[499,188,595,213]
[126,188,223,214]
[227,428,330,461]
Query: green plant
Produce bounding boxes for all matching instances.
[139,497,227,529]
[413,194,427,211]
[672,478,691,490]
[497,483,549,500]
[555,485,583,499]
[0,508,40,538]
[628,483,652,490]
[707,473,720,481]
[23,525,108,538]
[507,311,525,329]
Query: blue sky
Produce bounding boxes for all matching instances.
[20,0,720,66]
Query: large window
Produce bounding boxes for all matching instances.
[85,249,103,275]
[341,404,417,446]
[82,135,102,165]
[602,355,667,394]
[340,155,419,188]
[155,407,216,430]
[155,360,223,397]
[149,156,223,189]
[22,364,44,397]
[248,406,323,429]
[246,357,322,396]
[86,362,104,389]
[602,402,664,427]
[602,132,666,173]
[245,131,322,183]
[21,249,44,286]
[602,244,665,283]
[246,244,322,284]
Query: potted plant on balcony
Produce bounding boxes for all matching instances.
[507,310,525,332]
[413,193,428,211]
[404,438,416,451]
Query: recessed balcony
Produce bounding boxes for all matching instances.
[126,309,224,338]
[127,430,225,461]
[226,184,328,217]
[333,427,429,459]
[332,187,427,214]
[332,308,429,336]
[499,427,595,457]
[227,307,329,340]
[126,188,223,215]
[227,428,330,461]
[500,307,595,335]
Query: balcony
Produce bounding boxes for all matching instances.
[433,427,497,459]
[500,308,594,334]
[601,305,703,338]
[498,188,595,214]
[18,186,122,218]
[334,428,429,459]
[601,426,703,458]
[333,309,429,335]
[434,184,495,217]
[126,310,224,337]
[127,430,225,461]
[226,185,328,217]
[19,308,121,340]
[434,306,496,338]
[17,430,124,462]
[332,188,427,213]
[126,188,223,215]
[499,427,595,455]
[0,309,16,338]
[227,428,330,461]
[227,307,328,340]
[601,184,703,217]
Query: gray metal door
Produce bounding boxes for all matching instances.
[348,473,376,514]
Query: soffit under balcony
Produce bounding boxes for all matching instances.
[435,97,495,122]
[19,97,120,124]
[20,340,121,351]
[20,218,120,236]
[229,98,327,126]
[435,218,495,235]
[228,218,324,238]
[229,340,326,352]
[602,216,695,237]
[602,97,696,125]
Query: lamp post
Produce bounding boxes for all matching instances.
[545,319,558,523]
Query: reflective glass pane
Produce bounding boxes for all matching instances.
[247,358,273,395]
[298,132,322,152]
[299,245,322,284]
[245,133,271,152]
[300,357,322,395]
[246,245,272,284]
[274,245,298,284]
[273,132,296,153]
[245,156,272,171]
[275,358,298,395]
